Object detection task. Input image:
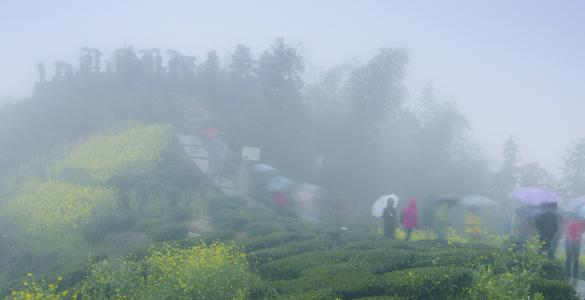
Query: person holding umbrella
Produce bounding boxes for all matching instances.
[534,202,561,259]
[372,195,399,239]
[382,198,399,239]
[565,215,585,280]
[401,198,418,241]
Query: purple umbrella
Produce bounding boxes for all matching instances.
[510,187,560,206]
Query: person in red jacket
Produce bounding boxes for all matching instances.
[565,218,585,279]
[401,198,419,241]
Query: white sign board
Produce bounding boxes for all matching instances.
[242,146,261,161]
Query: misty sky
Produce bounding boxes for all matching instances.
[1,0,584,174]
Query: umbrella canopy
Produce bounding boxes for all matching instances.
[510,187,560,206]
[266,176,294,192]
[251,163,277,173]
[372,194,399,218]
[460,195,497,209]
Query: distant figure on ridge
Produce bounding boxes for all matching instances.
[36,61,46,82]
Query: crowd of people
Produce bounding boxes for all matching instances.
[379,194,585,281]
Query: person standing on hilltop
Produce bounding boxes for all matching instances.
[382,198,398,239]
[401,198,418,241]
[36,61,46,82]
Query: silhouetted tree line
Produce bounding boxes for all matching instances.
[2,38,585,204]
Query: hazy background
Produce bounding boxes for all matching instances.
[1,0,584,172]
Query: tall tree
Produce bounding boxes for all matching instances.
[493,137,521,196]
[520,162,556,189]
[562,138,585,197]
[258,38,304,113]
[229,45,256,81]
[346,48,409,128]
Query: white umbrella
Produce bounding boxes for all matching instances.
[372,194,399,217]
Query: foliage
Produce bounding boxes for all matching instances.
[272,262,381,298]
[77,242,255,300]
[211,207,279,230]
[381,266,473,299]
[51,123,172,183]
[257,250,351,280]
[248,239,335,266]
[529,278,578,300]
[8,273,68,300]
[241,232,315,252]
[143,223,188,242]
[1,181,117,241]
[561,138,585,197]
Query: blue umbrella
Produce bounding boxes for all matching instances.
[266,176,295,191]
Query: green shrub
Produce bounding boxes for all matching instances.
[249,239,335,266]
[278,289,337,300]
[530,278,578,300]
[271,262,382,298]
[144,223,187,242]
[241,232,315,252]
[178,230,236,246]
[208,195,247,211]
[350,248,416,274]
[412,248,498,268]
[344,239,431,253]
[538,259,565,280]
[245,221,289,236]
[78,243,255,299]
[211,208,278,230]
[82,210,137,243]
[356,296,404,300]
[257,250,352,280]
[381,266,473,299]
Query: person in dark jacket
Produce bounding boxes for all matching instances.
[534,202,560,259]
[382,199,398,239]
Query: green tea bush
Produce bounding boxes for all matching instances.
[270,262,382,298]
[381,266,473,299]
[257,250,352,280]
[530,278,578,300]
[278,289,337,300]
[178,230,236,247]
[82,209,137,243]
[77,242,255,299]
[248,239,336,266]
[537,258,565,280]
[350,248,417,274]
[212,207,278,230]
[245,221,289,236]
[144,223,188,242]
[344,239,431,252]
[241,232,315,252]
[412,248,498,268]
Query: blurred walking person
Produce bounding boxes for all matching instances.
[401,198,418,241]
[565,218,585,280]
[510,206,533,252]
[534,202,560,259]
[382,199,398,239]
[36,61,46,82]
